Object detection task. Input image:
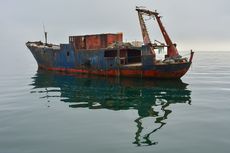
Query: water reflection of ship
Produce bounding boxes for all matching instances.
[30,70,192,146]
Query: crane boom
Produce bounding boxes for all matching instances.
[136,7,179,57]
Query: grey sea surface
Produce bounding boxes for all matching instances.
[0,51,230,153]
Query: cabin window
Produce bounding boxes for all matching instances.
[104,50,117,57]
[127,49,141,63]
[104,49,141,64]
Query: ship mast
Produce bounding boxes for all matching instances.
[137,7,155,56]
[137,9,151,45]
[136,7,179,58]
[43,24,48,44]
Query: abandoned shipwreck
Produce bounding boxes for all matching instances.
[26,7,194,79]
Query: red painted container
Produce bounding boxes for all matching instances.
[69,33,123,50]
[85,35,101,49]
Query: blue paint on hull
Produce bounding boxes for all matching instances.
[26,42,192,78]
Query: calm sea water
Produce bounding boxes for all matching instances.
[0,51,230,153]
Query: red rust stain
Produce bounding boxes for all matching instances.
[39,65,188,79]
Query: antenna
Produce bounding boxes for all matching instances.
[43,24,48,44]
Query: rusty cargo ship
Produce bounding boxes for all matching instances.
[26,7,194,79]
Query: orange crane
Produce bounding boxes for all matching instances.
[136,7,179,58]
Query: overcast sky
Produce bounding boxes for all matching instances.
[1,0,230,51]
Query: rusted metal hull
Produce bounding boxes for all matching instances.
[37,64,190,79]
[26,40,192,79]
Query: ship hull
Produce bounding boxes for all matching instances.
[26,41,192,79]
[37,63,190,79]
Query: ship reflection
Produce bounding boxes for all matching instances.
[30,70,192,146]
